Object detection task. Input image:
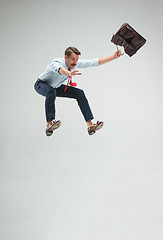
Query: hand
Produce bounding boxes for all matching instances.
[114,49,122,59]
[71,70,82,76]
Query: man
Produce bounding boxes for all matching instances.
[34,47,122,136]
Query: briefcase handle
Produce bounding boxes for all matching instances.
[116,46,125,56]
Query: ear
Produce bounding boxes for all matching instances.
[65,55,68,60]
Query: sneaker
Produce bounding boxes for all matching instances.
[88,121,104,135]
[45,120,61,136]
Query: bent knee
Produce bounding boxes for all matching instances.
[46,88,56,99]
[77,89,85,99]
[47,88,56,95]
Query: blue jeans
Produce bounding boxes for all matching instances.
[34,79,94,122]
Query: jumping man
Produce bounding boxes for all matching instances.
[34,47,122,136]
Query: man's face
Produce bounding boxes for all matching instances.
[65,52,79,69]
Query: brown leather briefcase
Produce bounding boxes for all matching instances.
[111,23,146,57]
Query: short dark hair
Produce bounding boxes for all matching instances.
[65,47,81,57]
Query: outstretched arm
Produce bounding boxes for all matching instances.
[98,50,122,65]
[59,67,81,76]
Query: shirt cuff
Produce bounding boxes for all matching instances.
[94,58,99,66]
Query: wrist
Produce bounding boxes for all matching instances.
[112,55,116,60]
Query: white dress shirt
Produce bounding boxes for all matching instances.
[38,57,99,88]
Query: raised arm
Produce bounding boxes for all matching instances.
[98,50,122,65]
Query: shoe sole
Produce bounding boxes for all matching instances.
[50,121,61,131]
[95,121,104,131]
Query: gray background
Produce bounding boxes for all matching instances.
[0,0,163,240]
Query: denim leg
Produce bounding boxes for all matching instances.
[56,85,94,122]
[34,80,56,121]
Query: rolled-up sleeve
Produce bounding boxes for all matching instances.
[50,61,62,73]
[77,58,99,68]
